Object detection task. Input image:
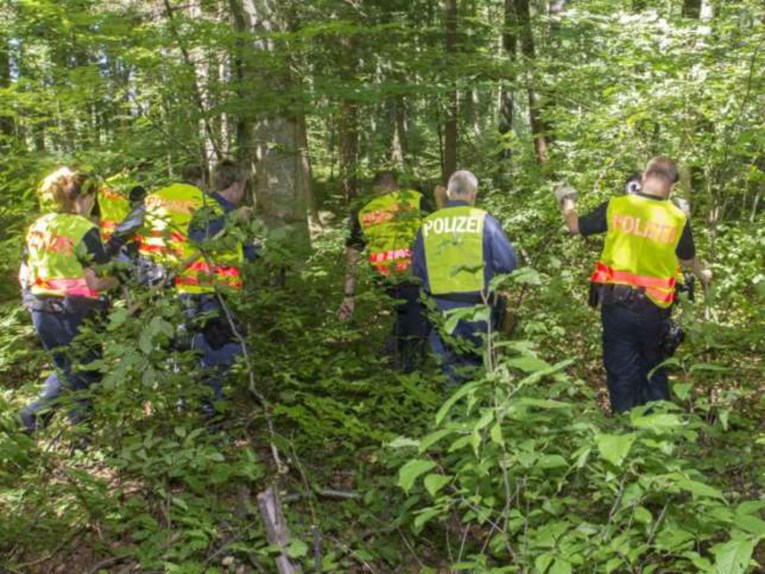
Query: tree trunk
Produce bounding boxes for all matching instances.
[682,0,702,19]
[443,0,458,182]
[0,35,14,142]
[229,0,310,260]
[499,0,517,161]
[338,34,359,203]
[339,99,358,203]
[515,0,549,164]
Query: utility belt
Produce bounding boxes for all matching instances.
[23,292,108,318]
[589,282,670,317]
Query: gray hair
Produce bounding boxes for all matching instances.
[447,170,478,199]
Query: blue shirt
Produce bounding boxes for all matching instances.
[188,193,258,262]
[412,200,517,311]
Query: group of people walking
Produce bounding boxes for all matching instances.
[340,157,710,413]
[17,160,252,436]
[16,155,711,440]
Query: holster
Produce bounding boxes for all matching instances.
[588,282,602,309]
[659,319,685,359]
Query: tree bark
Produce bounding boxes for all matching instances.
[257,487,302,574]
[228,0,310,259]
[443,0,458,182]
[338,34,359,204]
[682,0,702,19]
[0,35,14,142]
[499,0,518,161]
[515,0,549,164]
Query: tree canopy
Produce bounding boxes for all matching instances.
[0,0,763,572]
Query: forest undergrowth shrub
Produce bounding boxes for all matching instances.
[391,341,765,573]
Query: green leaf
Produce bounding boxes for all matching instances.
[286,538,308,559]
[388,436,420,449]
[711,536,755,574]
[418,429,454,453]
[398,459,436,493]
[423,474,452,497]
[435,381,481,425]
[535,553,554,573]
[549,558,572,574]
[413,507,441,531]
[673,382,692,401]
[675,478,725,500]
[490,423,504,446]
[595,433,636,467]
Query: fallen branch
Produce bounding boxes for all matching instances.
[257,486,302,574]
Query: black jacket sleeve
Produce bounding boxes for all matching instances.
[675,221,695,260]
[578,201,609,237]
[79,228,110,266]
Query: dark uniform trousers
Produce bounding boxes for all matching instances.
[384,282,430,374]
[601,295,671,413]
[20,300,103,432]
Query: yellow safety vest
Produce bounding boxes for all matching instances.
[97,185,131,243]
[591,195,686,308]
[174,202,244,295]
[138,183,207,267]
[25,213,101,299]
[357,190,423,277]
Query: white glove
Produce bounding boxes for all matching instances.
[554,183,578,207]
[673,197,691,217]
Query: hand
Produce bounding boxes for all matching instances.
[554,183,578,207]
[699,268,712,287]
[434,185,448,209]
[336,296,355,320]
[231,206,254,222]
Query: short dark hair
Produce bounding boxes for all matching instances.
[645,156,680,185]
[372,171,397,190]
[214,159,240,192]
[181,164,206,184]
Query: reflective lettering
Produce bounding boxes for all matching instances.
[423,216,482,237]
[611,214,679,245]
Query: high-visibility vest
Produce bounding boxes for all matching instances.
[174,203,244,295]
[591,194,686,308]
[25,213,101,299]
[357,190,424,277]
[422,205,487,295]
[97,185,131,242]
[138,183,207,268]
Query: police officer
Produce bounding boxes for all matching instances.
[557,156,711,413]
[18,168,118,434]
[137,165,208,287]
[337,171,432,373]
[181,159,256,418]
[96,180,132,245]
[412,170,518,384]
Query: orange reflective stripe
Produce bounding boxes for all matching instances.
[369,249,412,275]
[36,277,99,298]
[591,262,675,289]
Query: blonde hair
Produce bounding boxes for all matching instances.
[38,167,95,213]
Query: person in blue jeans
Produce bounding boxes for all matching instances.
[412,170,517,384]
[181,160,258,418]
[19,167,117,434]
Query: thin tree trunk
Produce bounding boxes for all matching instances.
[163,0,222,163]
[444,0,458,183]
[515,0,549,164]
[682,0,702,19]
[499,0,517,161]
[0,35,13,141]
[338,34,359,203]
[339,99,358,203]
